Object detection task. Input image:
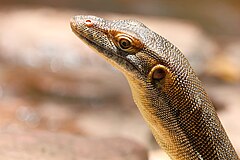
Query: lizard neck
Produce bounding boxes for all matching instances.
[126,73,238,160]
[126,76,191,160]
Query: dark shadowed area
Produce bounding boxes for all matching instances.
[0,0,239,159]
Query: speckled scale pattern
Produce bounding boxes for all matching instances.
[70,15,239,160]
[146,40,239,159]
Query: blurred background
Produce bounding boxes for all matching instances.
[0,0,239,159]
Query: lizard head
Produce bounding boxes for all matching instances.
[70,15,173,86]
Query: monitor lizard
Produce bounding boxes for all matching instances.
[70,15,239,160]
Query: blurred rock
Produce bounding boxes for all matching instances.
[0,97,80,133]
[205,41,240,83]
[0,92,152,149]
[75,104,151,147]
[0,131,148,160]
[1,0,240,39]
[149,150,170,160]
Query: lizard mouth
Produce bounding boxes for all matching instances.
[71,26,98,50]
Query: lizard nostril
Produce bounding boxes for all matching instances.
[85,19,93,27]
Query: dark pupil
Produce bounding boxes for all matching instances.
[120,39,131,49]
[152,68,166,80]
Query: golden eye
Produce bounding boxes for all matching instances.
[119,38,132,49]
[110,32,143,53]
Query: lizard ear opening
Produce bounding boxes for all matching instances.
[152,67,166,81]
[148,64,169,89]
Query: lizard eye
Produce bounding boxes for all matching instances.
[119,38,132,49]
[110,32,143,53]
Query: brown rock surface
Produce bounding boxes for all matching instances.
[206,41,240,83]
[0,131,148,160]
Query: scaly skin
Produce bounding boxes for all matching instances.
[70,15,239,160]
